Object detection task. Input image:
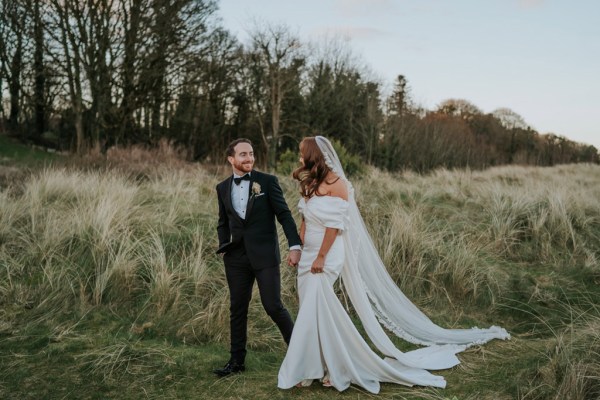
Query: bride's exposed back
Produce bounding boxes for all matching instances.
[277,136,510,394]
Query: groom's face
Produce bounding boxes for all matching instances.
[228,142,254,175]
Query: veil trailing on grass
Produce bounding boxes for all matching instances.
[315,136,509,367]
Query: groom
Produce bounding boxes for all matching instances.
[213,138,302,377]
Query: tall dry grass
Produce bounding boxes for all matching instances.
[356,165,600,305]
[2,164,599,332]
[1,162,599,398]
[512,295,600,400]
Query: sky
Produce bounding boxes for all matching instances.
[216,0,600,149]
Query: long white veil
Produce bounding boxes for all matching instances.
[315,136,509,368]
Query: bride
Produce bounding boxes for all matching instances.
[278,136,510,393]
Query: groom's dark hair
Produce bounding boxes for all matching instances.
[226,138,253,157]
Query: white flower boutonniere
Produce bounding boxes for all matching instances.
[252,182,262,196]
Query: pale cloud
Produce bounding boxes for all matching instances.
[518,0,546,9]
[311,25,389,41]
[333,0,398,17]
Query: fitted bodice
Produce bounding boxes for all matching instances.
[297,196,349,273]
[298,196,349,230]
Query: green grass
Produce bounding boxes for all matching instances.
[1,310,516,399]
[1,159,600,399]
[0,133,60,166]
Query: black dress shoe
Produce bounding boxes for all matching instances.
[213,361,245,377]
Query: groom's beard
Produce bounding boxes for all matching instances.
[233,160,253,173]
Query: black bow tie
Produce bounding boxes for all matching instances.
[233,174,251,185]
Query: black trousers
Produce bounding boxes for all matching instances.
[223,243,294,364]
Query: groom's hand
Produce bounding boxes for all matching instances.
[287,249,301,267]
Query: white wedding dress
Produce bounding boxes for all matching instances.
[277,136,510,394]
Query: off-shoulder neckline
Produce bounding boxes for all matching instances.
[301,195,349,205]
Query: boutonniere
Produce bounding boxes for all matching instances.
[252,182,262,196]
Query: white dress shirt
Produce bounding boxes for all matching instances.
[231,172,250,219]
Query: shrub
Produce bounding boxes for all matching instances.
[276,139,365,178]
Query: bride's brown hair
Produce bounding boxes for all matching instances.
[292,137,339,198]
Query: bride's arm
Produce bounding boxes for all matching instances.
[311,227,339,274]
[311,182,348,274]
[300,218,305,245]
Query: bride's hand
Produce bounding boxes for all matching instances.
[311,256,325,274]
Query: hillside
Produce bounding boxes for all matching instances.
[1,161,599,399]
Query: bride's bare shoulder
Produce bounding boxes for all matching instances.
[325,174,348,201]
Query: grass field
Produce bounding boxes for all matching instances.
[0,134,60,165]
[1,150,599,399]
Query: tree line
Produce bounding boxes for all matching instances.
[1,0,598,172]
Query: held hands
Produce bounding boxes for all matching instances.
[287,249,301,267]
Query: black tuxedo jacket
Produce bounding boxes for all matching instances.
[216,170,301,269]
